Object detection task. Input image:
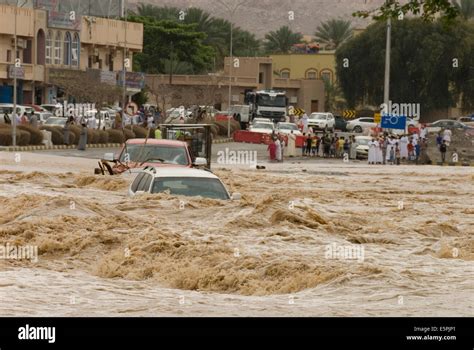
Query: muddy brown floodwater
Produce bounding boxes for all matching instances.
[0,152,473,316]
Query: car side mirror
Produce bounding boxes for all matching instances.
[194,157,207,166]
[103,153,115,162]
[231,192,242,201]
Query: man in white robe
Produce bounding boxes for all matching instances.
[275,138,282,162]
[368,139,377,164]
[375,138,383,164]
[286,131,296,157]
[400,135,409,159]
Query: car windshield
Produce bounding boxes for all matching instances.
[278,124,297,130]
[356,138,370,145]
[310,114,327,120]
[151,177,229,200]
[253,123,274,129]
[120,144,189,166]
[256,94,286,108]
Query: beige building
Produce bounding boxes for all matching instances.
[0,3,143,104]
[271,52,337,83]
[146,57,326,114]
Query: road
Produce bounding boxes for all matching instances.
[33,141,364,165]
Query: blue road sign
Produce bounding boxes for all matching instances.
[381,115,407,130]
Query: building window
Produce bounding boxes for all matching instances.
[54,32,62,65]
[7,50,11,62]
[306,69,318,79]
[64,32,72,66]
[320,69,333,83]
[37,29,45,65]
[46,30,53,65]
[71,33,79,67]
[280,69,290,79]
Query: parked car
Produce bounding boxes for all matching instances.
[354,136,371,159]
[128,167,240,201]
[25,104,48,112]
[457,116,474,127]
[84,109,113,129]
[43,117,67,127]
[249,121,275,134]
[334,115,347,132]
[40,104,61,114]
[276,122,302,135]
[307,112,335,131]
[164,107,193,123]
[346,117,376,133]
[425,119,471,133]
[0,104,35,121]
[34,112,53,125]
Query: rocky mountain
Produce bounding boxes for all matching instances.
[127,0,387,37]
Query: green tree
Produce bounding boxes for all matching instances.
[336,18,474,113]
[263,26,303,54]
[131,5,261,69]
[128,16,215,74]
[453,0,474,20]
[353,0,460,22]
[315,19,353,50]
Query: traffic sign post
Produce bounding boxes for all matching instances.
[343,110,356,119]
[381,115,407,130]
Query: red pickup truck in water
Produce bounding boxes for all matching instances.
[96,138,207,175]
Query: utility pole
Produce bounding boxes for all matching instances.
[121,0,127,127]
[216,0,248,138]
[12,0,19,147]
[383,0,392,113]
[169,41,174,85]
[383,17,391,109]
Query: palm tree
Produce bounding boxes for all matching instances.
[314,19,353,50]
[453,0,474,20]
[133,4,178,20]
[263,26,303,54]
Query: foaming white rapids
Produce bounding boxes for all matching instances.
[0,152,473,316]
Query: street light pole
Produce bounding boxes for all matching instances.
[12,1,18,146]
[383,17,391,108]
[121,0,127,128]
[216,0,248,138]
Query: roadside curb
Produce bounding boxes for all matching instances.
[212,138,234,144]
[0,138,233,152]
[0,143,122,152]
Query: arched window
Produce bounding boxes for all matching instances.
[63,32,72,66]
[320,69,333,83]
[54,31,62,65]
[71,33,80,67]
[305,69,318,80]
[45,30,52,65]
[36,29,45,65]
[280,69,290,79]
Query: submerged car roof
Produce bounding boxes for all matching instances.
[144,167,219,179]
[125,138,188,147]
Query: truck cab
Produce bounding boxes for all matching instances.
[245,90,288,124]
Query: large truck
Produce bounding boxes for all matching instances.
[244,90,288,125]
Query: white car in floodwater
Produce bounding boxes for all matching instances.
[128,167,241,201]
